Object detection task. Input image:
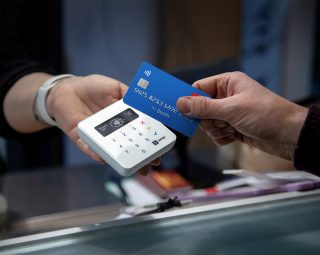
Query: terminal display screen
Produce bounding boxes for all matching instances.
[95,108,139,137]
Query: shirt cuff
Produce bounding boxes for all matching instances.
[294,104,320,174]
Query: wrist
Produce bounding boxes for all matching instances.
[33,74,75,126]
[45,77,71,121]
[283,105,308,160]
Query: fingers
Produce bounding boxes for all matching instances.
[200,119,228,130]
[119,82,128,98]
[211,134,237,146]
[199,119,237,146]
[192,71,249,98]
[177,96,230,120]
[75,137,105,164]
[151,157,161,166]
[192,73,233,98]
[207,125,237,145]
[207,126,235,139]
[139,165,150,176]
[138,157,161,176]
[177,96,236,145]
[94,74,127,99]
[176,73,235,119]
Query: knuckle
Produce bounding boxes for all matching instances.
[232,71,244,76]
[87,74,102,79]
[194,97,211,118]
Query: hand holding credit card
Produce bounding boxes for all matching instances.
[124,62,210,137]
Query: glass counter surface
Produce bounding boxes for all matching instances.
[1,190,320,255]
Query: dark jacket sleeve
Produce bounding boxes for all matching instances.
[294,104,320,174]
[0,0,62,141]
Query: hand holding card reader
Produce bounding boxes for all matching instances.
[77,99,176,176]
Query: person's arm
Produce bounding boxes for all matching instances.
[3,72,126,162]
[3,72,160,173]
[0,0,59,140]
[0,1,159,173]
[3,72,52,133]
[177,72,311,164]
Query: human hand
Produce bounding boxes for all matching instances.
[176,72,308,160]
[46,74,160,172]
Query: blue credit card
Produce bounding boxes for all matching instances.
[123,62,210,137]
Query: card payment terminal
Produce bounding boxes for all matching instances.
[77,99,176,176]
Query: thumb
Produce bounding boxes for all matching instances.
[176,96,227,120]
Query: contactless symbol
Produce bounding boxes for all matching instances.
[144,70,151,77]
[137,78,149,89]
[110,118,125,128]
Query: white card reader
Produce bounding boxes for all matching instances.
[77,99,176,176]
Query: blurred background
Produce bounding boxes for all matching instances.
[2,0,319,174]
[0,0,319,237]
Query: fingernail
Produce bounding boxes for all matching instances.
[177,97,192,114]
